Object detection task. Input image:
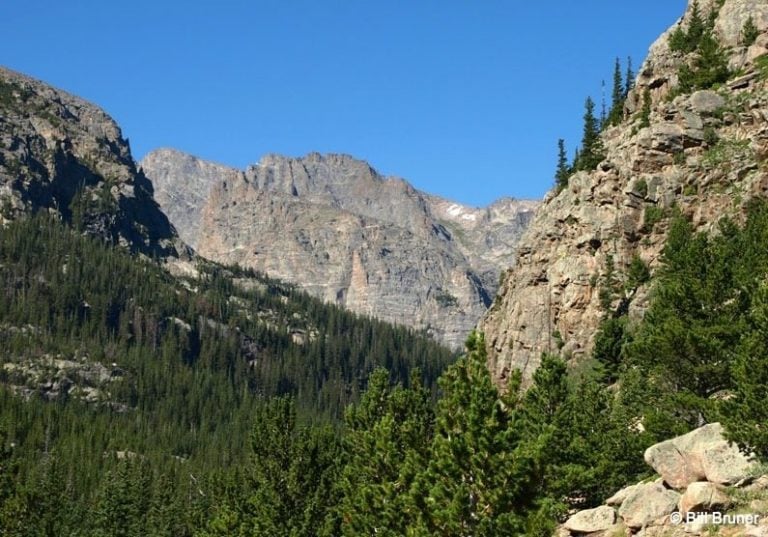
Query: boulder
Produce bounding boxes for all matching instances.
[678,482,730,515]
[618,482,680,529]
[606,483,640,506]
[644,423,755,489]
[564,505,617,534]
[701,436,756,485]
[689,91,725,115]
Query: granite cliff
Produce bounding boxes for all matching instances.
[0,67,183,258]
[479,0,768,385]
[141,149,536,348]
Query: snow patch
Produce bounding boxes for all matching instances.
[446,203,478,222]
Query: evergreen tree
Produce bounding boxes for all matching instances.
[669,0,706,53]
[554,139,571,191]
[330,368,433,536]
[607,58,625,126]
[624,57,635,98]
[202,397,340,537]
[574,97,604,171]
[410,332,535,536]
[0,428,26,537]
[724,284,768,458]
[678,31,730,92]
[742,16,759,46]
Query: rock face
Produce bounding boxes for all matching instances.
[142,149,536,348]
[479,0,768,385]
[0,67,183,257]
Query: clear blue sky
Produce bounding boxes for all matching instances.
[2,1,686,207]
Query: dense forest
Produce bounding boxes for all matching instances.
[2,200,768,535]
[2,3,768,534]
[0,215,454,536]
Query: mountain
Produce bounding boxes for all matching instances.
[0,65,454,416]
[479,0,768,385]
[0,67,184,258]
[0,64,457,535]
[141,149,536,348]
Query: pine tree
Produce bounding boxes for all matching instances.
[742,16,759,46]
[410,332,535,536]
[624,57,635,99]
[575,97,604,171]
[678,31,730,92]
[554,139,571,191]
[607,58,625,126]
[202,397,340,537]
[0,428,27,537]
[669,1,706,53]
[724,284,768,458]
[331,368,433,536]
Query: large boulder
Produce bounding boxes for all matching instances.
[689,90,725,115]
[678,482,730,515]
[564,505,617,534]
[606,483,640,507]
[618,482,680,529]
[644,423,755,489]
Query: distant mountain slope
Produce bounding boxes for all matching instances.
[0,67,183,258]
[141,149,537,348]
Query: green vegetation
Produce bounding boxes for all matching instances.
[634,178,648,198]
[742,16,759,47]
[702,136,753,168]
[668,0,730,94]
[643,205,666,232]
[6,198,768,535]
[573,97,605,172]
[677,32,730,93]
[0,215,454,536]
[434,291,459,307]
[554,138,571,191]
[554,57,634,187]
[757,54,768,80]
[596,201,768,448]
[669,1,707,54]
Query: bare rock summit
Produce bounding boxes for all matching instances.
[141,149,536,348]
[0,66,183,258]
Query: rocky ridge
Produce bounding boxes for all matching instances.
[0,67,184,258]
[141,149,536,348]
[479,0,768,385]
[558,423,768,537]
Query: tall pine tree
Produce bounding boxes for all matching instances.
[574,97,604,171]
[607,58,625,126]
[554,139,571,191]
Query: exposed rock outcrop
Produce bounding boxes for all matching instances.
[0,67,184,258]
[142,149,537,348]
[559,423,763,537]
[645,423,756,489]
[479,0,768,385]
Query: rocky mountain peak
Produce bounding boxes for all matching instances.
[479,0,768,386]
[142,149,537,348]
[0,67,183,258]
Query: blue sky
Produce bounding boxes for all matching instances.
[2,1,686,207]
